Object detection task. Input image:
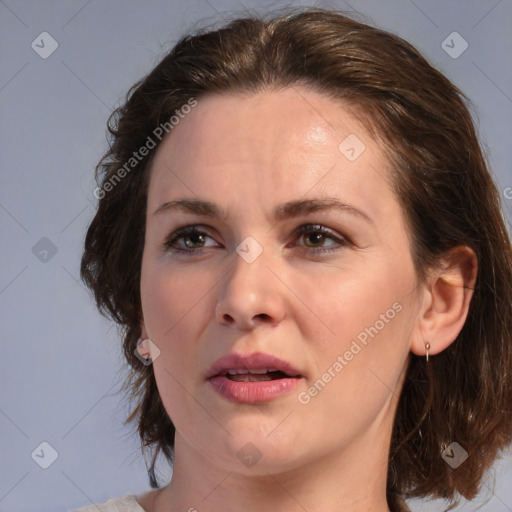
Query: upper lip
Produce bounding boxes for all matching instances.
[206,352,303,379]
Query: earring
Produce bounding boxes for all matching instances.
[135,337,161,365]
[425,342,431,363]
[136,337,153,365]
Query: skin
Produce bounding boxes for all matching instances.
[135,87,478,512]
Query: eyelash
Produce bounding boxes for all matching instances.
[162,224,350,256]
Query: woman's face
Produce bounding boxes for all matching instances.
[140,87,423,474]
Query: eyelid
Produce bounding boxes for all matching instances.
[162,223,350,255]
[292,224,347,243]
[290,224,350,253]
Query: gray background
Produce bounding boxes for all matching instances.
[1,1,511,511]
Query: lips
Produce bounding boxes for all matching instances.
[206,352,303,380]
[207,352,303,403]
[224,369,290,382]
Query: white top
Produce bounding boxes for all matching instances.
[71,494,145,512]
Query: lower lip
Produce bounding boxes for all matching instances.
[209,375,301,403]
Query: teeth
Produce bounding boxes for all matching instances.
[226,367,279,375]
[227,369,248,375]
[250,368,272,374]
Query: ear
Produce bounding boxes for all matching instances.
[136,320,150,358]
[136,337,152,360]
[410,245,478,358]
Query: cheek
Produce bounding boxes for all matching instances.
[140,264,214,426]
[293,281,413,450]
[140,265,206,417]
[140,260,220,402]
[140,259,214,340]
[287,258,416,409]
[288,260,410,343]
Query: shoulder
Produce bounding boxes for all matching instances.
[70,494,145,512]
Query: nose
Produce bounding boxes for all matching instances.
[215,248,286,330]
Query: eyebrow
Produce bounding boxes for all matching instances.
[153,197,374,225]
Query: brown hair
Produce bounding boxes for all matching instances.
[80,8,512,512]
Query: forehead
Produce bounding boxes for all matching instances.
[146,87,395,223]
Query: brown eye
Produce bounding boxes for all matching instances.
[181,232,206,249]
[163,226,219,254]
[302,231,329,247]
[293,224,349,254]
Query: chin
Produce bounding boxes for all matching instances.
[205,427,304,473]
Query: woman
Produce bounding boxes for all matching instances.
[77,7,512,512]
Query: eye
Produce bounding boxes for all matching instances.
[162,226,220,255]
[162,223,349,257]
[291,224,349,254]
